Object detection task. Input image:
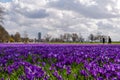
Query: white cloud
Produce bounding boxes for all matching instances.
[48,0,120,19]
[76,0,97,6]
[1,0,120,41]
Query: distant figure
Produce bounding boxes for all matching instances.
[108,36,112,44]
[102,37,105,44]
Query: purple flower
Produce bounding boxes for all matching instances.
[80,70,88,77]
[53,70,59,77]
[97,77,104,80]
[66,66,71,75]
[112,77,117,80]
[117,72,120,77]
[0,78,4,80]
[57,75,63,80]
[42,62,46,66]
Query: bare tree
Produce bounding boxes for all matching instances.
[63,33,71,42]
[88,34,94,42]
[71,33,79,42]
[59,34,64,42]
[88,33,108,42]
[78,34,84,42]
[44,34,52,42]
[51,38,62,42]
[14,32,21,42]
[23,31,29,43]
[95,34,107,42]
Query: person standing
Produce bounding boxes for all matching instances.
[102,37,105,44]
[108,36,112,44]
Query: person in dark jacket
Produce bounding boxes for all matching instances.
[102,37,105,44]
[108,36,112,44]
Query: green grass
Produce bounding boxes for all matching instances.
[47,41,120,44]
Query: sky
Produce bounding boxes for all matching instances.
[0,0,120,41]
[0,0,12,3]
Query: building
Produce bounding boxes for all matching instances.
[38,32,41,42]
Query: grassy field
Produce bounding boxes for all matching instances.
[47,41,120,44]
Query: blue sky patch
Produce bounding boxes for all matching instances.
[0,0,12,3]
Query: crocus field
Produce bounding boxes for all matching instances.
[0,44,120,80]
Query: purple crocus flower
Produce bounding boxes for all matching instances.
[80,70,88,77]
[97,77,104,80]
[66,66,71,75]
[53,70,59,77]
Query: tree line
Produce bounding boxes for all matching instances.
[42,33,109,43]
[0,26,29,43]
[0,25,110,43]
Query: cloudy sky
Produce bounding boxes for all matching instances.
[0,0,120,41]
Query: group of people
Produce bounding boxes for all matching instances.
[102,36,111,44]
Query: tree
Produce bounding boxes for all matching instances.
[95,34,107,43]
[59,34,64,42]
[63,33,71,42]
[14,32,21,42]
[23,31,29,43]
[0,25,9,42]
[9,35,15,42]
[88,34,94,42]
[71,33,79,42]
[78,34,84,42]
[44,34,52,42]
